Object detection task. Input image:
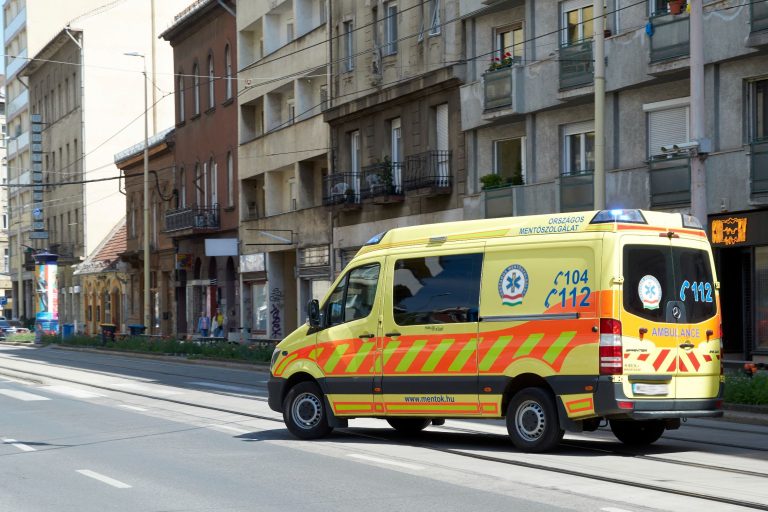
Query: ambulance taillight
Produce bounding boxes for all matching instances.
[599,318,623,375]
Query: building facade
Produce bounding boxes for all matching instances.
[238,0,332,340]
[161,0,240,339]
[0,82,11,318]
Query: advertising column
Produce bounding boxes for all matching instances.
[34,252,59,338]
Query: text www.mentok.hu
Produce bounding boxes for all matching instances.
[404,395,455,403]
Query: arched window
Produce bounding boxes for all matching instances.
[177,72,185,122]
[224,44,233,100]
[104,289,112,323]
[226,151,234,207]
[179,166,186,208]
[193,63,200,115]
[210,157,218,207]
[207,54,215,109]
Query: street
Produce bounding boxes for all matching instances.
[0,344,766,512]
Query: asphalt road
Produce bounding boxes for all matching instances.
[1,344,766,512]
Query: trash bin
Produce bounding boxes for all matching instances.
[100,323,117,343]
[62,323,75,340]
[127,324,146,336]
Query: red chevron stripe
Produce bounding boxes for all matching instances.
[687,351,701,371]
[654,349,671,371]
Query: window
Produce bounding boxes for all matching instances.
[195,163,202,206]
[287,99,295,125]
[384,2,398,55]
[104,290,111,323]
[224,45,233,100]
[561,1,594,45]
[343,20,354,71]
[208,54,215,109]
[435,103,450,185]
[644,99,690,156]
[178,73,185,122]
[350,130,361,199]
[202,161,209,207]
[494,138,525,185]
[495,24,524,62]
[287,22,294,41]
[393,253,483,325]
[428,0,441,35]
[226,152,234,207]
[179,167,186,208]
[325,264,381,327]
[3,248,8,273]
[563,121,595,175]
[649,1,687,16]
[210,158,218,206]
[193,63,200,115]
[750,79,768,142]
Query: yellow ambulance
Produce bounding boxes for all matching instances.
[268,209,723,452]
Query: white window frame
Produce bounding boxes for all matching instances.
[494,24,524,62]
[343,20,354,72]
[493,137,526,185]
[749,78,768,143]
[178,74,185,122]
[193,63,200,115]
[561,0,594,46]
[643,97,690,157]
[226,152,234,207]
[225,45,233,100]
[428,0,441,36]
[208,54,215,109]
[384,2,398,56]
[562,120,595,175]
[180,167,186,208]
[351,130,361,198]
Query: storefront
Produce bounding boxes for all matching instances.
[709,210,768,362]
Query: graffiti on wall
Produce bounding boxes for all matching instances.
[269,287,284,338]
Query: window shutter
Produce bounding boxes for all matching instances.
[436,104,449,152]
[648,106,689,156]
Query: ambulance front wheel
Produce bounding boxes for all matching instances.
[506,387,564,452]
[609,419,665,446]
[283,381,333,439]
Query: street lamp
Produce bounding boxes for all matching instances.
[125,51,151,333]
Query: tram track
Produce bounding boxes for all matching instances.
[1,361,766,510]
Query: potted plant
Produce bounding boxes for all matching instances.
[668,0,686,15]
[480,173,504,190]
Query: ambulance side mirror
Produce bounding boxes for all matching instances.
[307,299,321,328]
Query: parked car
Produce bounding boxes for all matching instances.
[0,319,11,339]
[8,320,30,334]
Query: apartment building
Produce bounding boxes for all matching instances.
[161,0,239,338]
[238,0,331,339]
[0,83,11,318]
[460,0,768,360]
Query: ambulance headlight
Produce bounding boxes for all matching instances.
[270,348,281,370]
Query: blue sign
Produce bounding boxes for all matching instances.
[0,297,7,306]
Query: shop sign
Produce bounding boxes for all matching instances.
[240,253,266,273]
[175,253,193,270]
[711,217,748,246]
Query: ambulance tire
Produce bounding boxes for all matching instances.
[283,381,333,440]
[506,387,564,453]
[609,419,665,446]
[387,418,432,434]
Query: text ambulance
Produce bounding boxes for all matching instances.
[268,210,723,452]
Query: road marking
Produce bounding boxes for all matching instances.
[3,438,36,452]
[0,389,51,401]
[76,470,132,489]
[44,386,105,399]
[601,508,635,512]
[347,454,424,470]
[207,424,252,435]
[118,404,148,412]
[111,382,181,395]
[188,381,259,393]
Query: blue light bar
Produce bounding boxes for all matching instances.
[680,213,703,230]
[365,231,387,245]
[590,209,647,224]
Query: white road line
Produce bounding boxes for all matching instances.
[3,439,36,452]
[601,508,636,512]
[188,381,259,393]
[76,470,132,489]
[206,424,252,435]
[0,389,51,401]
[111,382,180,395]
[347,453,424,470]
[118,404,148,412]
[44,386,105,399]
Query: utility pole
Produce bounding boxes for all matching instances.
[593,0,606,210]
[689,0,707,224]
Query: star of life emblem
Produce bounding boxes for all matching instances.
[499,264,529,307]
[638,275,662,310]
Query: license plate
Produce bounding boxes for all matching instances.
[632,383,669,396]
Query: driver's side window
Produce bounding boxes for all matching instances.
[325,263,380,328]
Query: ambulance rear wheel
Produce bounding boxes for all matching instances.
[609,419,665,446]
[506,387,564,453]
[387,418,432,434]
[283,381,333,439]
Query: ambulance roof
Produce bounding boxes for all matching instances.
[357,210,704,256]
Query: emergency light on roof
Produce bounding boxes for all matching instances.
[365,231,387,245]
[590,209,647,224]
[680,213,704,230]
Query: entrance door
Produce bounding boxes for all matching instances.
[315,261,383,417]
[380,247,483,417]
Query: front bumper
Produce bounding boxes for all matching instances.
[594,377,724,419]
[267,376,286,413]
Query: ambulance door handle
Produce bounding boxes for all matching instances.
[639,328,648,335]
[358,333,375,339]
[385,332,401,338]
[679,342,694,349]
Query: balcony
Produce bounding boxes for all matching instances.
[649,12,689,63]
[6,88,28,119]
[560,171,594,213]
[4,7,25,43]
[404,150,452,194]
[483,64,523,111]
[6,47,28,78]
[753,2,768,33]
[165,204,220,232]
[49,243,78,262]
[559,40,593,90]
[751,139,768,195]
[649,156,691,207]
[322,172,360,208]
[361,162,404,204]
[7,130,29,158]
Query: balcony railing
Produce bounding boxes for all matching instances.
[322,172,360,206]
[752,1,768,33]
[559,40,593,90]
[49,243,77,259]
[560,170,594,213]
[361,161,404,201]
[649,12,690,62]
[483,62,522,110]
[404,150,451,191]
[649,156,690,207]
[751,139,768,195]
[165,204,220,232]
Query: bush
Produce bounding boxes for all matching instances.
[724,372,768,406]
